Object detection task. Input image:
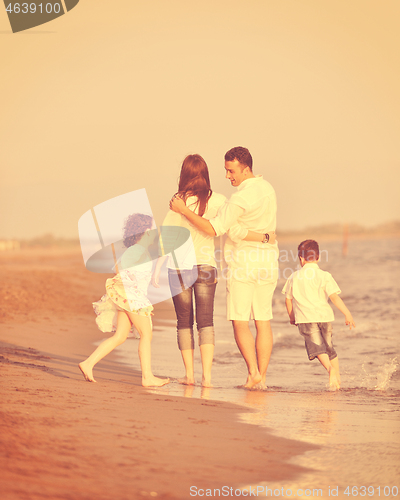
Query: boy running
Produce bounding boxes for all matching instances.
[282,239,355,390]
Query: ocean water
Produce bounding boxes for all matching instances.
[108,238,400,497]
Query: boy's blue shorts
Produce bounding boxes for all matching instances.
[297,322,337,361]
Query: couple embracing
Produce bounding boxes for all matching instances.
[80,147,278,390]
[160,146,278,389]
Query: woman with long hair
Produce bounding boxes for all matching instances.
[152,154,226,387]
[79,213,170,387]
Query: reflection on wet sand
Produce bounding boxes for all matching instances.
[235,391,399,499]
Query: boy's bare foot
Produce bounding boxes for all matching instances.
[328,368,340,390]
[78,362,96,383]
[330,359,341,385]
[178,376,195,385]
[244,372,263,389]
[142,376,170,387]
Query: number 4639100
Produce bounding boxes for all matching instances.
[344,486,398,496]
[6,3,62,14]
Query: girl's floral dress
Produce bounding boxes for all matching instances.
[93,248,153,334]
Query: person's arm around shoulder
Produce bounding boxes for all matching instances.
[202,192,227,220]
[329,293,356,329]
[170,195,276,241]
[170,196,216,236]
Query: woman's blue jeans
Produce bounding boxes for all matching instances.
[168,265,217,350]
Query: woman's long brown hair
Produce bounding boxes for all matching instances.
[177,154,212,217]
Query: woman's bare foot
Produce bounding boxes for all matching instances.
[201,387,211,399]
[78,362,96,382]
[142,375,170,387]
[244,371,262,389]
[178,376,195,385]
[202,377,213,388]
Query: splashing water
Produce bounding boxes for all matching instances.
[360,357,398,391]
[375,357,398,391]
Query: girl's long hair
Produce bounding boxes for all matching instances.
[177,154,212,216]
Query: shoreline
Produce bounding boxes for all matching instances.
[0,249,315,499]
[0,315,315,500]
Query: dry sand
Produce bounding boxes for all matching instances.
[0,248,314,500]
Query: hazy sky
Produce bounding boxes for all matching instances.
[1,0,399,239]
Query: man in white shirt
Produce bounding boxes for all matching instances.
[170,147,278,389]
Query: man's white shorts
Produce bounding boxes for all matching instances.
[226,273,278,321]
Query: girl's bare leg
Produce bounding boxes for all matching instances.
[126,312,169,387]
[79,311,131,382]
[178,349,195,385]
[200,344,214,387]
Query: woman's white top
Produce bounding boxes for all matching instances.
[162,192,227,270]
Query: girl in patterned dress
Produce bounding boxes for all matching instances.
[79,213,170,387]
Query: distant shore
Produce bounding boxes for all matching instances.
[277,230,400,243]
[1,221,399,249]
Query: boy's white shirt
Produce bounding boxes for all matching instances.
[282,262,341,323]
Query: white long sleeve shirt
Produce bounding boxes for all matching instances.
[209,175,278,275]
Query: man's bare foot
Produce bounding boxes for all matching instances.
[78,362,96,382]
[142,376,170,387]
[255,381,268,390]
[178,376,195,385]
[202,377,213,388]
[244,372,262,389]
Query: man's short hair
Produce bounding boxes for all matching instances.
[225,147,253,171]
[298,240,319,261]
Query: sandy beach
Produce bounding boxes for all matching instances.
[2,0,399,496]
[0,248,314,500]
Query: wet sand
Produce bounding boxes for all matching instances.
[0,248,313,500]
